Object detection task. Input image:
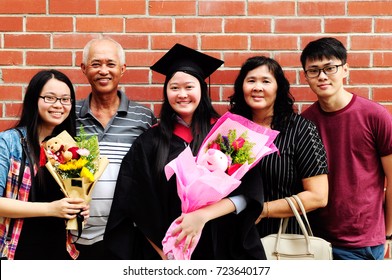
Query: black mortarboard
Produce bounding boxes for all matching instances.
[150,43,224,81]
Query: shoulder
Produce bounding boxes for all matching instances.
[75,96,91,117]
[289,113,316,128]
[128,100,154,115]
[0,128,24,141]
[355,95,389,112]
[300,102,319,118]
[133,125,159,144]
[283,113,319,140]
[0,128,24,154]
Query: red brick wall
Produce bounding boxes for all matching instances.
[0,0,391,130]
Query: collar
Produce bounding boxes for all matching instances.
[78,90,129,118]
[173,122,193,143]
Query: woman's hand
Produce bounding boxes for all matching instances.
[48,197,88,220]
[171,211,208,252]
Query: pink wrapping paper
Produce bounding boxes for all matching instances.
[163,112,279,260]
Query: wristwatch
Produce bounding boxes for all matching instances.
[386,234,392,240]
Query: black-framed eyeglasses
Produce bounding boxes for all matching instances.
[304,64,344,78]
[39,96,72,105]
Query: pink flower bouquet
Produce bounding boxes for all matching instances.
[163,112,279,260]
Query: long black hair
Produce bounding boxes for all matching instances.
[15,69,76,164]
[229,56,294,131]
[153,70,220,178]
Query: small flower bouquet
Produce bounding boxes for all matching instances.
[43,128,109,231]
[162,112,280,260]
[203,129,256,176]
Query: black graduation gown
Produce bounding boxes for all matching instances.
[104,125,266,260]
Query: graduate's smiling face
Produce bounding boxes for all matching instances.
[166,71,201,125]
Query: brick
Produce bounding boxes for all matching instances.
[224,52,270,67]
[27,17,73,32]
[2,69,45,83]
[373,87,392,102]
[275,19,321,33]
[252,35,297,50]
[249,1,295,16]
[0,17,23,31]
[126,51,163,67]
[99,0,146,15]
[347,52,371,67]
[76,18,123,32]
[274,52,302,68]
[213,103,230,116]
[0,0,46,13]
[349,1,392,16]
[214,69,238,85]
[199,1,245,16]
[0,86,23,101]
[26,51,73,66]
[121,69,150,84]
[225,18,271,33]
[53,34,99,49]
[123,86,163,102]
[283,69,296,84]
[346,86,370,99]
[151,35,198,50]
[291,87,318,102]
[50,0,96,14]
[299,1,345,16]
[4,34,50,49]
[209,86,222,102]
[0,51,23,66]
[103,35,149,49]
[375,18,392,33]
[351,35,392,50]
[5,103,22,118]
[75,85,93,100]
[383,105,392,114]
[176,18,222,33]
[126,18,172,33]
[350,69,391,85]
[0,120,18,131]
[202,35,248,50]
[374,52,392,67]
[149,0,196,16]
[325,18,372,33]
[58,69,88,84]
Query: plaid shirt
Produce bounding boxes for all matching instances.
[0,128,79,259]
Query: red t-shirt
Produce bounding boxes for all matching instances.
[302,94,392,248]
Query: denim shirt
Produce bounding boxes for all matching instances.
[0,127,35,259]
[0,128,28,196]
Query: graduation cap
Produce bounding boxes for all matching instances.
[150,43,224,81]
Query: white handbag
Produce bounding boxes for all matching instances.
[261,195,333,260]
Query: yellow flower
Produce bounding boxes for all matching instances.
[80,166,95,182]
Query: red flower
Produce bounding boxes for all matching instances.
[232,137,245,151]
[39,146,47,167]
[227,163,242,176]
[209,142,221,150]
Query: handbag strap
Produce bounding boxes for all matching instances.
[291,194,314,236]
[274,197,313,255]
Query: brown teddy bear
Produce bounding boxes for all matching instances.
[45,136,79,165]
